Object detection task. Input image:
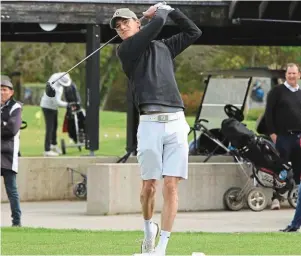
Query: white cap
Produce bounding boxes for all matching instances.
[50,72,72,87]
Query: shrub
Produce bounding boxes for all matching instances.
[181,91,204,116]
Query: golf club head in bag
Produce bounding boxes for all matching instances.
[46,81,56,97]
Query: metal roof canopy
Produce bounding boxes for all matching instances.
[1,0,301,45]
[2,0,222,3]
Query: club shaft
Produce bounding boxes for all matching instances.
[51,34,119,85]
[51,16,147,85]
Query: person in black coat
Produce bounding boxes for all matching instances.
[265,63,301,232]
[1,79,22,227]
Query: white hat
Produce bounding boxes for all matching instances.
[51,72,72,87]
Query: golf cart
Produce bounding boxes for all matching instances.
[188,67,286,161]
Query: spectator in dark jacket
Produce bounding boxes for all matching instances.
[1,79,22,227]
[265,63,301,213]
[265,63,301,232]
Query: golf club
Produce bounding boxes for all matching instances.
[45,2,167,97]
[45,34,118,97]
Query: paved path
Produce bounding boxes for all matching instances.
[1,201,298,232]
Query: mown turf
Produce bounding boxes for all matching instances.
[1,227,300,255]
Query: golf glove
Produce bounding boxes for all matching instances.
[158,4,174,11]
[154,2,167,8]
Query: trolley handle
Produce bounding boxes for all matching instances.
[197,118,209,124]
[191,119,209,133]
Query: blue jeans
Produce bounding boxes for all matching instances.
[273,134,301,200]
[290,184,301,229]
[275,134,301,184]
[275,134,301,229]
[1,168,22,225]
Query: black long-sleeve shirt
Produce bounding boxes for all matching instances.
[117,8,202,110]
[265,84,301,135]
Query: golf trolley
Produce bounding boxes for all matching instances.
[192,103,298,212]
[188,68,298,211]
[191,107,267,211]
[67,167,87,199]
[221,107,298,212]
[61,105,86,155]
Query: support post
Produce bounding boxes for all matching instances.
[126,85,139,156]
[85,24,101,155]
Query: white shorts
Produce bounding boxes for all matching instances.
[136,111,190,180]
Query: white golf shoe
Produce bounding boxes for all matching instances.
[271,199,280,210]
[141,222,160,254]
[44,150,59,157]
[51,144,62,154]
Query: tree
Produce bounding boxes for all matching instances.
[1,42,118,104]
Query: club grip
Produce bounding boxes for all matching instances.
[45,82,56,97]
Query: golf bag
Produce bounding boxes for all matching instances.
[221,118,294,190]
[62,83,86,143]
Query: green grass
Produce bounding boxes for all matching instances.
[20,106,128,157]
[1,227,301,255]
[20,106,255,157]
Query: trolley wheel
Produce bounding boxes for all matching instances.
[246,188,267,212]
[73,182,87,199]
[288,186,298,209]
[61,139,66,155]
[223,187,245,211]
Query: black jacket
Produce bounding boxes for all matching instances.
[64,82,82,104]
[265,84,301,135]
[1,98,22,173]
[117,8,202,111]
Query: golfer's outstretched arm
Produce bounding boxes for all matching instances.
[163,9,202,58]
[118,9,170,59]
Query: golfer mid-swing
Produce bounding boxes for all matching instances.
[110,2,202,255]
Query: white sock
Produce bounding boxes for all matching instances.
[144,219,153,239]
[156,230,171,252]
